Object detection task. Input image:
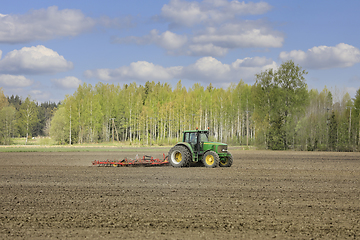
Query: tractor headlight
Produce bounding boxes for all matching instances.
[217,145,227,153]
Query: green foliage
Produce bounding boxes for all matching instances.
[0,89,16,144]
[328,111,338,151]
[50,80,256,146]
[2,94,58,141]
[2,63,360,152]
[50,107,68,144]
[45,77,360,152]
[253,60,309,150]
[33,102,58,136]
[268,115,286,150]
[17,97,39,144]
[0,106,16,144]
[0,88,8,109]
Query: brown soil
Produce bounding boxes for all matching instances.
[1,149,359,239]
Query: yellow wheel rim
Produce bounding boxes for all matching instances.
[220,157,228,166]
[175,152,182,163]
[205,155,214,165]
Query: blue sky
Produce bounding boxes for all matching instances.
[0,0,359,103]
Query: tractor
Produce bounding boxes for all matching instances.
[168,129,233,168]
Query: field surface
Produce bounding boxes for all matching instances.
[1,149,359,239]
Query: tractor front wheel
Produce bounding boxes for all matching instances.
[219,152,233,167]
[168,145,191,167]
[202,151,219,168]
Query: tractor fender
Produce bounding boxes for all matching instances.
[174,142,194,160]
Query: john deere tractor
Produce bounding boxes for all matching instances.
[168,129,233,168]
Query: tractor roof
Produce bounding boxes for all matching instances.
[183,129,209,133]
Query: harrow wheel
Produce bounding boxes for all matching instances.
[168,145,191,167]
[219,152,233,167]
[202,151,219,168]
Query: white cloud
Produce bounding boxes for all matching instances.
[0,74,33,87]
[161,0,272,27]
[222,1,272,15]
[230,57,278,80]
[113,1,280,56]
[51,76,82,89]
[232,56,275,68]
[187,43,228,56]
[114,21,283,56]
[159,30,188,50]
[182,57,231,80]
[0,6,96,44]
[85,56,277,84]
[181,56,277,82]
[161,0,207,27]
[0,45,73,74]
[85,61,183,82]
[112,29,187,51]
[84,69,112,81]
[192,22,284,49]
[279,43,360,69]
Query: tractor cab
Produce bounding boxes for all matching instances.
[183,130,209,157]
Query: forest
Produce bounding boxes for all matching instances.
[0,93,58,145]
[1,60,360,151]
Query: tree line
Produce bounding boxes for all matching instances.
[0,91,58,144]
[1,60,360,151]
[253,61,360,151]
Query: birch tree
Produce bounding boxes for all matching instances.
[18,97,38,144]
[0,89,16,144]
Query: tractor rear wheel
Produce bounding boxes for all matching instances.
[219,152,233,167]
[202,151,219,168]
[168,145,191,167]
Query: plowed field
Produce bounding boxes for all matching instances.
[1,149,359,239]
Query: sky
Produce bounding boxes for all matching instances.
[0,0,359,103]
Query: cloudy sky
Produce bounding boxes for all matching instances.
[0,0,359,103]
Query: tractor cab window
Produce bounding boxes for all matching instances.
[184,132,197,144]
[199,133,208,142]
[184,133,189,142]
[189,133,197,144]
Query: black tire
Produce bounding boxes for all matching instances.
[219,152,233,167]
[202,151,219,168]
[168,145,191,167]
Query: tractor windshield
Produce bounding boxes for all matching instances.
[199,133,208,142]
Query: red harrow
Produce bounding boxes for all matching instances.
[92,154,169,167]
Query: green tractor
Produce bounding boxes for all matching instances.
[168,129,233,168]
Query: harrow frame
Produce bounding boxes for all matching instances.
[92,154,169,167]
